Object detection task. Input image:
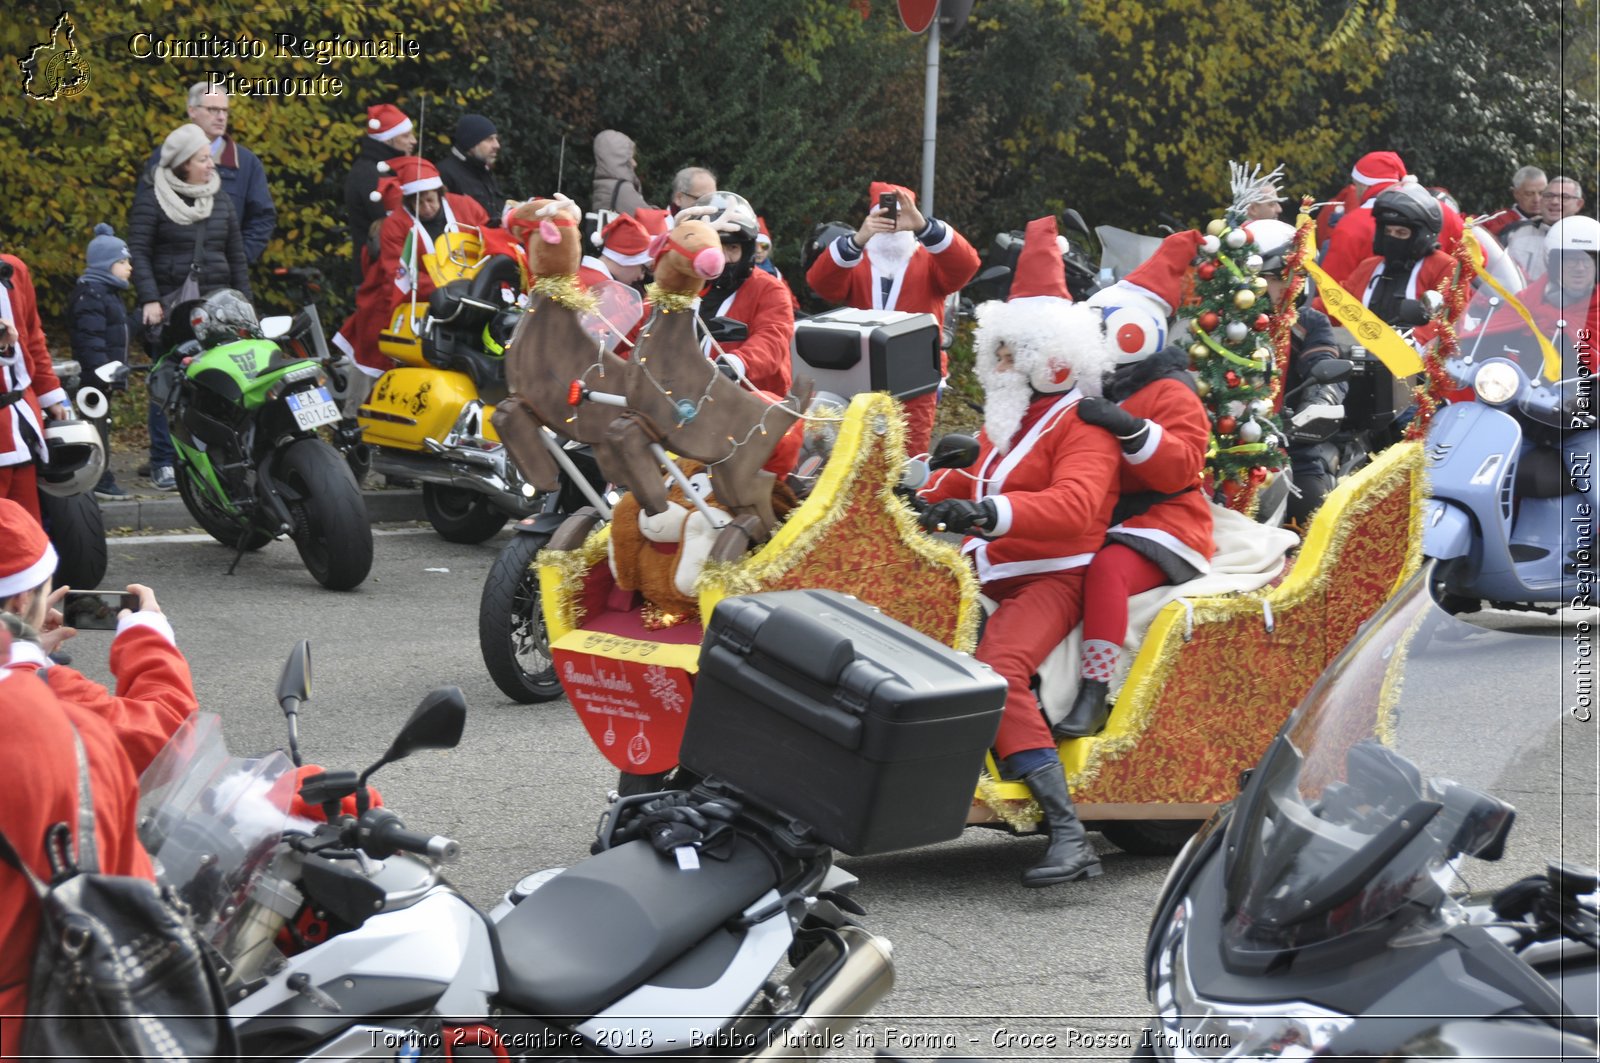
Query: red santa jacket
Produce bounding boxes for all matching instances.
[0,618,196,1057]
[0,255,65,468]
[577,256,649,355]
[1318,181,1400,287]
[1106,374,1214,577]
[921,389,1120,585]
[1480,205,1537,239]
[378,193,492,318]
[806,224,980,330]
[1480,281,1600,378]
[702,267,796,396]
[1314,251,1458,319]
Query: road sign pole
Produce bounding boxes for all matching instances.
[920,15,940,217]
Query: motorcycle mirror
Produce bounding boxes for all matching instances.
[94,361,130,385]
[1060,209,1090,236]
[1311,358,1354,385]
[259,315,292,340]
[928,433,980,471]
[1420,290,1446,321]
[277,640,312,713]
[380,686,467,766]
[1436,780,1516,861]
[706,316,749,344]
[975,264,1012,285]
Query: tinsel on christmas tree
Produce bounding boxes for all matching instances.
[1178,162,1291,513]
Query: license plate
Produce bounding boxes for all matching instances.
[287,386,340,430]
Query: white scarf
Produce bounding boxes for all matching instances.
[153,167,221,225]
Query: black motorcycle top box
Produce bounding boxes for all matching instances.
[792,308,941,402]
[679,589,1005,856]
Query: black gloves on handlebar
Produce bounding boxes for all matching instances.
[919,497,998,535]
[600,792,742,861]
[1076,396,1150,453]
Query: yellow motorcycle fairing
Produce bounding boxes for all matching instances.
[356,366,500,451]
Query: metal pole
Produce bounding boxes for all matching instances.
[920,17,940,217]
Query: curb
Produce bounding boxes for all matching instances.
[99,489,427,533]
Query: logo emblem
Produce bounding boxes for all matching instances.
[19,12,91,102]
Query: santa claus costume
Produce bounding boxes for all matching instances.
[0,254,67,521]
[579,213,653,354]
[806,182,980,457]
[919,216,1117,887]
[1060,232,1215,739]
[1318,150,1407,287]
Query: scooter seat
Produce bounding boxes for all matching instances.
[490,838,779,1019]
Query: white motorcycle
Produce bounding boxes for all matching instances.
[138,643,893,1059]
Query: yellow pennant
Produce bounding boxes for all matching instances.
[1302,258,1424,377]
[1461,228,1562,381]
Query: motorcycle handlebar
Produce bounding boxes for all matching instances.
[356,807,460,863]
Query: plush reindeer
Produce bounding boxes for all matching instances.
[605,218,812,536]
[491,195,637,492]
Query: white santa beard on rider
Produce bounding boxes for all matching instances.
[868,230,918,272]
[979,364,1033,455]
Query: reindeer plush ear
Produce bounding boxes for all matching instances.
[647,232,669,260]
[540,219,562,245]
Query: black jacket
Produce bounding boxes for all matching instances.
[126,177,250,306]
[67,277,133,376]
[437,148,502,226]
[344,136,407,269]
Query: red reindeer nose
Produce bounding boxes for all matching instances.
[693,246,726,279]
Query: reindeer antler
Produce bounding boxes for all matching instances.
[1226,160,1285,227]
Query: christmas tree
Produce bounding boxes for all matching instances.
[1178,162,1291,514]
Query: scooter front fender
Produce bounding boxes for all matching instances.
[1421,499,1473,560]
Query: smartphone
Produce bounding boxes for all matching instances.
[61,590,139,631]
[878,191,899,223]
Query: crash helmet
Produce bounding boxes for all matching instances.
[482,308,521,357]
[38,419,105,497]
[188,289,262,348]
[1370,184,1443,261]
[690,191,760,244]
[1544,215,1600,297]
[1241,219,1298,276]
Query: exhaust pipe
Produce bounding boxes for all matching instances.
[75,385,109,420]
[370,448,535,516]
[735,926,894,1060]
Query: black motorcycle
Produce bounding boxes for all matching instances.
[1139,571,1596,1059]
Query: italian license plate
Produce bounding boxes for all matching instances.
[287,386,340,431]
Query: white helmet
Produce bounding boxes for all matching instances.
[1546,215,1600,256]
[1241,219,1298,273]
[682,191,759,241]
[38,419,105,497]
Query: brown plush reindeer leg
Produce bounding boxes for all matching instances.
[604,413,673,517]
[491,397,563,491]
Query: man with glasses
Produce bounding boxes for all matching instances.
[1503,176,1585,282]
[667,166,717,222]
[182,82,276,264]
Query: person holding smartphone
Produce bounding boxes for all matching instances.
[0,498,198,773]
[804,181,980,457]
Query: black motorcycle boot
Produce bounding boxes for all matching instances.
[1052,679,1111,740]
[1020,764,1102,887]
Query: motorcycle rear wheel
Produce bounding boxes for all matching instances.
[1096,819,1203,857]
[38,491,108,589]
[278,438,374,591]
[177,465,274,551]
[478,530,563,703]
[423,483,510,544]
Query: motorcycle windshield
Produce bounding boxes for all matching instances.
[1456,287,1568,384]
[1219,573,1594,962]
[137,713,297,947]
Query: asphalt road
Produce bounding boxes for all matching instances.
[72,526,1598,1060]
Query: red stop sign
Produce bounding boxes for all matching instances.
[898,0,939,33]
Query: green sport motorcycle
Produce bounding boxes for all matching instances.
[150,290,373,590]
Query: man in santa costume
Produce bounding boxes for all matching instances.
[918,217,1118,887]
[686,191,796,397]
[0,498,198,1056]
[1318,150,1407,287]
[1315,181,1456,327]
[806,182,980,457]
[1057,231,1215,739]
[0,253,69,521]
[580,212,653,292]
[344,103,417,278]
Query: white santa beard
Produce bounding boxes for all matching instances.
[979,366,1032,455]
[868,230,918,273]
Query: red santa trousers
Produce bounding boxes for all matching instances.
[978,569,1086,759]
[902,392,936,459]
[1082,544,1170,647]
[0,464,41,522]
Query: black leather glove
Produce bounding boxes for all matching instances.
[920,497,998,535]
[1077,396,1150,453]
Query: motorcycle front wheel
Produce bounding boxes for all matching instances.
[423,483,510,544]
[278,438,374,591]
[178,464,274,551]
[477,530,563,702]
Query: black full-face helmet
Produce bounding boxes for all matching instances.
[1371,184,1443,262]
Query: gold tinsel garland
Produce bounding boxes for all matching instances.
[537,527,612,632]
[532,274,599,314]
[644,282,697,314]
[976,768,1042,832]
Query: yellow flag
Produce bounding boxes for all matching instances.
[1461,228,1562,382]
[1302,259,1424,377]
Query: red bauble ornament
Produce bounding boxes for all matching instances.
[1253,313,1270,331]
[1198,311,1220,332]
[1224,370,1240,387]
[1217,415,1237,434]
[1198,262,1217,281]
[1249,467,1267,485]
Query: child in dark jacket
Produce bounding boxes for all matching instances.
[67,223,134,499]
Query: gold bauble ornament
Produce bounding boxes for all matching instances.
[1189,342,1209,362]
[1196,378,1212,397]
[1233,288,1257,310]
[1251,276,1270,294]
[1205,218,1227,237]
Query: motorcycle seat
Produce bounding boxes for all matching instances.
[489,837,780,1019]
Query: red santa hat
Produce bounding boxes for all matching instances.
[635,208,670,237]
[1350,150,1406,187]
[379,156,443,196]
[756,216,773,249]
[600,213,653,266]
[1085,229,1201,364]
[368,174,404,213]
[974,216,1110,396]
[0,499,58,600]
[365,104,413,142]
[869,181,916,210]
